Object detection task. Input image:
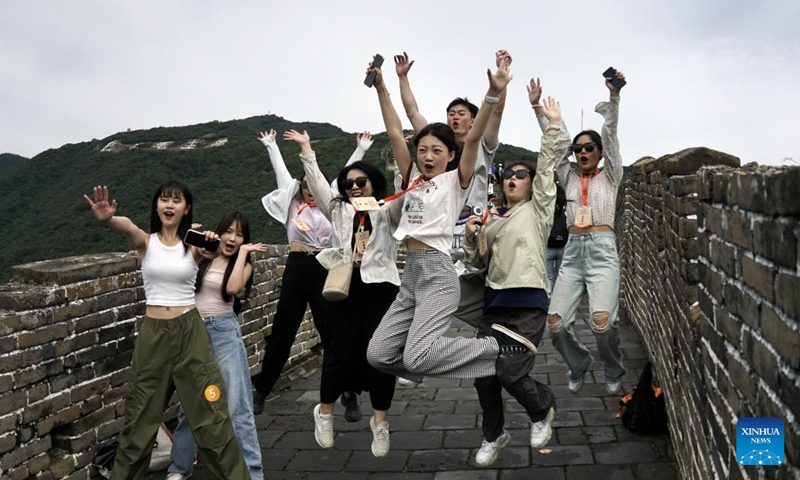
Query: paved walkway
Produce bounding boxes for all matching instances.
[150,305,677,479]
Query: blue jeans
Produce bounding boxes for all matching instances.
[168,311,263,480]
[547,232,626,382]
[545,246,565,296]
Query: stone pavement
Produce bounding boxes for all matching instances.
[150,305,677,479]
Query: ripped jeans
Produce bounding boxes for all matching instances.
[547,232,626,382]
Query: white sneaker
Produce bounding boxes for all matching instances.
[606,378,622,394]
[475,430,511,467]
[370,416,391,457]
[313,404,334,449]
[166,474,192,480]
[398,377,417,386]
[530,407,555,448]
[567,371,584,393]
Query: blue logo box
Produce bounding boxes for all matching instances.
[736,417,784,466]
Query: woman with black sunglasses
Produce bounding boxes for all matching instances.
[546,69,628,397]
[252,129,374,419]
[283,128,401,457]
[462,91,570,466]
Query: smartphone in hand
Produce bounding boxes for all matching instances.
[364,54,385,88]
[603,67,627,90]
[183,229,220,252]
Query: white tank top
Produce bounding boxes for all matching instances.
[141,233,198,306]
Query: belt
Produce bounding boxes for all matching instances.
[289,241,324,253]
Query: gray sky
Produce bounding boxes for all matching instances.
[2,0,798,165]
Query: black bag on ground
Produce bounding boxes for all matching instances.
[92,441,118,479]
[616,362,669,434]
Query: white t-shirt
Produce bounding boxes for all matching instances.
[393,168,472,255]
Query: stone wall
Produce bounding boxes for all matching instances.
[616,147,799,479]
[0,246,319,479]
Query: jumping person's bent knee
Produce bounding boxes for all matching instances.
[591,311,610,333]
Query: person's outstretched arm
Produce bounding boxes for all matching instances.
[258,129,294,191]
[83,185,149,256]
[532,96,571,220]
[226,242,267,296]
[528,78,572,186]
[335,131,375,189]
[286,129,335,220]
[460,58,513,188]
[598,69,625,186]
[370,60,414,186]
[482,49,513,150]
[394,51,428,133]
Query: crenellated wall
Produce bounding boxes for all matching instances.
[616,147,800,479]
[0,247,320,479]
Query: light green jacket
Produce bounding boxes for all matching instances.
[463,126,571,290]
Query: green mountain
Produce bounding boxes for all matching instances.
[0,153,29,181]
[0,115,537,283]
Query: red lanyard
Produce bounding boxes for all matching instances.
[580,171,599,206]
[382,175,424,203]
[296,200,317,215]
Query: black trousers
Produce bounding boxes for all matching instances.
[320,268,398,410]
[474,307,555,442]
[253,252,333,396]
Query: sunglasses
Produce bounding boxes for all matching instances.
[571,142,597,154]
[300,181,309,189]
[344,176,369,190]
[501,169,531,180]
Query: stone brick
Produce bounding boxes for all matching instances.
[723,283,760,330]
[71,377,111,404]
[0,431,16,455]
[722,209,753,251]
[729,171,768,213]
[36,405,81,436]
[48,454,76,479]
[10,251,139,286]
[760,304,800,370]
[0,310,52,336]
[21,391,71,424]
[711,173,730,204]
[59,405,115,436]
[0,348,44,375]
[715,306,741,348]
[70,310,115,334]
[753,218,797,269]
[17,323,69,349]
[727,351,757,407]
[49,366,94,394]
[52,298,98,323]
[97,321,135,344]
[775,273,800,319]
[740,254,775,302]
[14,359,64,388]
[0,285,65,312]
[53,331,97,358]
[95,289,137,312]
[709,237,736,278]
[93,351,133,376]
[763,166,800,216]
[663,147,740,176]
[52,428,96,454]
[0,435,51,470]
[668,174,701,196]
[741,329,780,393]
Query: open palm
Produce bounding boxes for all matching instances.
[83,186,117,223]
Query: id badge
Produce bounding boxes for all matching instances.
[575,206,593,228]
[354,230,370,256]
[478,228,488,257]
[291,218,311,231]
[350,196,381,211]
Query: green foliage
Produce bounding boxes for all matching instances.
[0,153,29,181]
[0,116,539,283]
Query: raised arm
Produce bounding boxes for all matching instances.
[598,69,625,186]
[460,58,513,188]
[532,96,571,219]
[226,242,267,296]
[286,129,335,220]
[258,129,294,191]
[482,50,512,150]
[394,51,428,133]
[84,186,149,256]
[370,61,414,185]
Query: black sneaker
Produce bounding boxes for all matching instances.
[341,393,362,422]
[490,324,537,355]
[253,390,267,415]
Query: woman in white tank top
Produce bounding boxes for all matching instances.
[84,180,251,479]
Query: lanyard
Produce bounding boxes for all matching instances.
[580,171,599,206]
[296,200,317,216]
[382,175,424,204]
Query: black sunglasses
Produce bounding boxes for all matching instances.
[572,142,597,154]
[300,181,309,189]
[501,169,531,180]
[344,176,369,190]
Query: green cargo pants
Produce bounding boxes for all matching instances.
[111,309,250,480]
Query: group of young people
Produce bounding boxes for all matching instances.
[84,48,626,478]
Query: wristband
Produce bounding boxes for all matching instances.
[531,103,541,109]
[484,95,500,104]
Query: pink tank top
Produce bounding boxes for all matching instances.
[194,268,234,317]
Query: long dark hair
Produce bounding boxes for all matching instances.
[195,211,255,314]
[334,161,388,201]
[150,180,193,254]
[414,122,462,171]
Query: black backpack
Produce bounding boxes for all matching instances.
[616,362,669,434]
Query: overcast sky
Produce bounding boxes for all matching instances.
[2,0,798,166]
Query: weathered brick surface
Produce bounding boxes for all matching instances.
[620,154,799,479]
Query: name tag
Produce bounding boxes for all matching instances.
[478,228,488,257]
[354,231,370,256]
[575,206,593,228]
[291,218,311,231]
[350,196,381,211]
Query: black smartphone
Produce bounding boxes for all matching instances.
[603,66,627,90]
[183,229,220,252]
[364,54,384,88]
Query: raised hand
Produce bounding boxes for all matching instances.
[394,51,415,77]
[495,49,513,68]
[257,129,277,143]
[240,242,268,254]
[283,129,311,148]
[357,131,373,148]
[605,69,626,95]
[83,185,117,223]
[487,60,513,95]
[541,96,562,123]
[366,56,385,89]
[527,77,543,106]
